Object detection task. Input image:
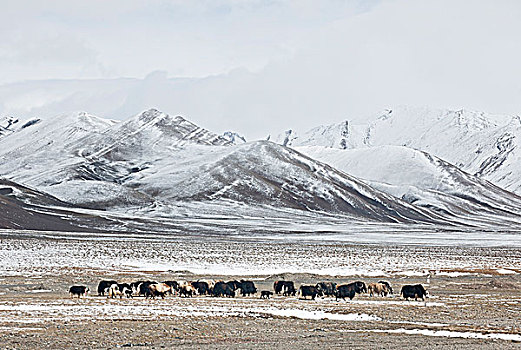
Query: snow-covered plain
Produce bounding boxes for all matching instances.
[1,229,520,277]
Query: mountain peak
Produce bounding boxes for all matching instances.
[134,108,169,123]
[73,108,231,161]
[131,109,204,134]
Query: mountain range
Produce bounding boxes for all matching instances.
[274,106,521,194]
[2,106,521,232]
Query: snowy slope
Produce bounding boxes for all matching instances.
[0,111,151,208]
[0,112,116,185]
[78,108,231,160]
[275,106,521,194]
[298,145,521,226]
[0,177,175,232]
[0,178,102,231]
[54,109,232,206]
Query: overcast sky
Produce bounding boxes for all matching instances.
[1,0,521,139]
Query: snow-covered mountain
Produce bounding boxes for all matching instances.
[0,109,231,209]
[127,140,450,223]
[275,106,521,194]
[299,145,521,226]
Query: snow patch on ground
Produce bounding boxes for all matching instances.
[344,328,521,342]
[263,309,380,321]
[394,270,429,277]
[348,300,444,307]
[434,271,474,277]
[0,326,44,332]
[0,300,380,323]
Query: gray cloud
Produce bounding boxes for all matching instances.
[0,0,520,139]
[0,0,377,81]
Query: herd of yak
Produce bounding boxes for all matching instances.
[69,279,429,302]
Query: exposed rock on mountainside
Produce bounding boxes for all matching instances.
[0,116,19,139]
[222,131,247,144]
